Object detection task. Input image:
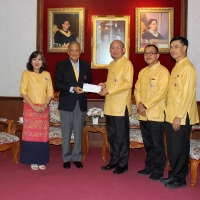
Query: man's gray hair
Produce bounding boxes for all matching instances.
[68,41,80,49]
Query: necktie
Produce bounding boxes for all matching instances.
[73,64,79,81]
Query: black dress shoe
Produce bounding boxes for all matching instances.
[160,177,173,184]
[113,166,128,174]
[101,163,118,170]
[165,180,187,189]
[63,161,71,169]
[137,168,153,175]
[73,161,83,168]
[149,173,164,181]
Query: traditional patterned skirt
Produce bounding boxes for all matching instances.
[20,103,50,165]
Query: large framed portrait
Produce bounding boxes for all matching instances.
[135,7,174,54]
[48,8,85,53]
[91,15,130,69]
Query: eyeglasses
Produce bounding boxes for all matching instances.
[144,52,158,56]
[110,46,122,51]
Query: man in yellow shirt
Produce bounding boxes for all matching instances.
[134,44,170,180]
[98,40,133,174]
[161,36,199,189]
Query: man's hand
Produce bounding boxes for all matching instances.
[172,117,181,131]
[98,88,108,96]
[98,82,106,90]
[137,102,146,116]
[73,86,84,94]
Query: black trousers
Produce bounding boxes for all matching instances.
[106,107,130,167]
[140,120,166,174]
[166,115,191,181]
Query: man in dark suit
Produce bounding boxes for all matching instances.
[54,41,92,169]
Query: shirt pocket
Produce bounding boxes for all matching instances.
[149,79,157,91]
[173,76,181,91]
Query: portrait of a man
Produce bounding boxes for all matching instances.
[94,19,127,66]
[92,16,130,68]
[48,8,85,52]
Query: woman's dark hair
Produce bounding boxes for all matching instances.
[26,51,47,73]
[148,19,157,27]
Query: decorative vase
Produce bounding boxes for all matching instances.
[92,117,99,124]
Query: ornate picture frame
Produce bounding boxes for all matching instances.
[48,8,85,53]
[91,15,130,69]
[135,7,174,54]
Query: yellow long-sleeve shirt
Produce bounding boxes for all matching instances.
[166,57,199,125]
[104,56,134,116]
[20,70,54,104]
[134,61,170,121]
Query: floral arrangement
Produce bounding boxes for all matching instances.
[87,107,104,119]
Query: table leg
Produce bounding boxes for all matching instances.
[82,128,88,162]
[102,130,108,163]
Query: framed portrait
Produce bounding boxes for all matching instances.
[48,8,85,53]
[91,15,130,69]
[135,7,174,54]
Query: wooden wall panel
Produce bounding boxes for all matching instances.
[0,97,199,145]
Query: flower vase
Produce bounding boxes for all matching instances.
[92,117,99,124]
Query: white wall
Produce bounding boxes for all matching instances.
[187,0,200,100]
[0,0,37,97]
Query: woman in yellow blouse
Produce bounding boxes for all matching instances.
[20,51,54,170]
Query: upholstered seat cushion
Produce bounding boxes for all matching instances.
[129,104,140,126]
[130,129,143,143]
[49,100,60,123]
[0,132,19,145]
[49,126,74,140]
[190,139,200,160]
[192,125,200,130]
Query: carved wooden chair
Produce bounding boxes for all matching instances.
[129,96,144,149]
[189,125,200,188]
[0,118,20,164]
[49,92,74,145]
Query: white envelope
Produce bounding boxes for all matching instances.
[83,83,101,93]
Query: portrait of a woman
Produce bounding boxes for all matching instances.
[142,19,165,41]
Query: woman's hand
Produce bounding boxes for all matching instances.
[32,104,47,113]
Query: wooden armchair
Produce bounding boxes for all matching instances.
[49,92,74,145]
[129,96,144,149]
[0,118,20,164]
[189,125,200,188]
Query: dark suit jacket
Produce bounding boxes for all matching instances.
[54,58,92,112]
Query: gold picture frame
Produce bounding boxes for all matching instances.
[135,7,174,54]
[48,8,85,53]
[91,15,130,69]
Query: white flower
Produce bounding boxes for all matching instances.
[87,107,104,119]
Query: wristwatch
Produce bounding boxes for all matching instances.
[143,104,147,109]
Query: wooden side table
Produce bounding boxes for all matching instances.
[82,122,108,163]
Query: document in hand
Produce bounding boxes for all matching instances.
[83,83,101,93]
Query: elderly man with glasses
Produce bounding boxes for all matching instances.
[134,44,170,180]
[98,40,134,174]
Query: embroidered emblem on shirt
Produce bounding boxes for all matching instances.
[114,78,117,82]
[150,78,155,87]
[45,77,48,80]
[84,75,87,80]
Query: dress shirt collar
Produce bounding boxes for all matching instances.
[148,61,160,70]
[70,59,80,72]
